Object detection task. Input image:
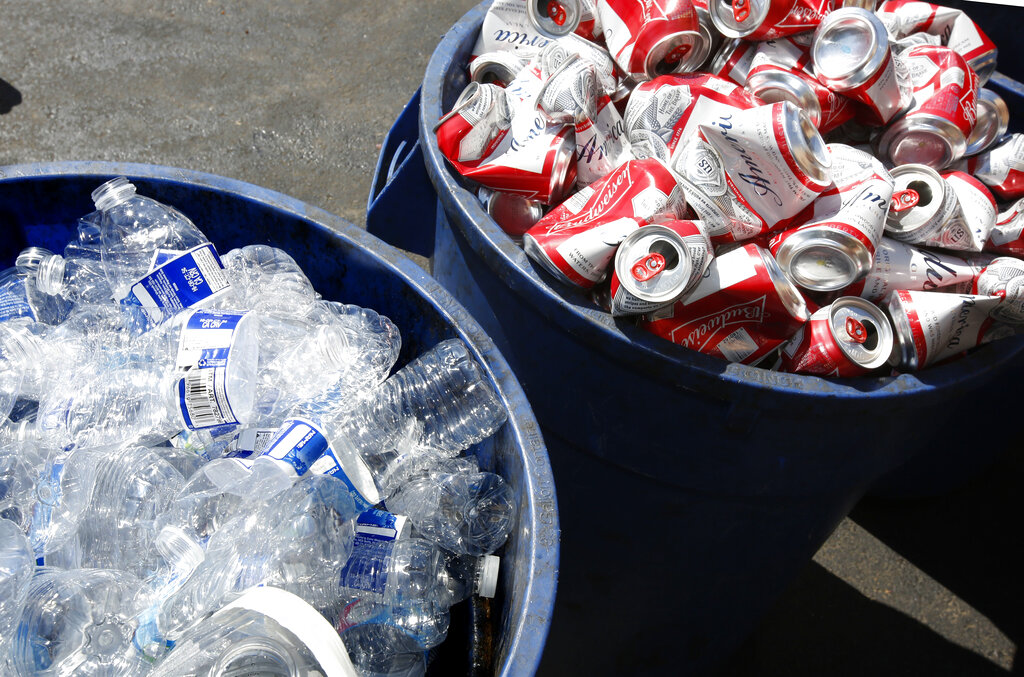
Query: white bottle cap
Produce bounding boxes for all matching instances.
[476,555,500,599]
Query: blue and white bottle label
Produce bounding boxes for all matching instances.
[175,310,247,432]
[355,508,408,541]
[0,277,37,322]
[122,243,231,324]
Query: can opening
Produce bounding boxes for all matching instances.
[905,179,933,208]
[855,318,879,351]
[649,239,680,271]
[541,0,568,25]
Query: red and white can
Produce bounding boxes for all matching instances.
[528,0,604,41]
[477,187,547,241]
[875,45,979,169]
[973,256,1024,326]
[470,51,530,87]
[875,0,999,85]
[769,144,893,291]
[708,38,757,87]
[985,198,1024,258]
[965,89,1010,157]
[596,0,703,81]
[706,0,841,41]
[811,7,909,126]
[884,163,960,248]
[939,170,997,252]
[746,37,855,134]
[624,73,761,168]
[607,219,714,315]
[472,0,559,60]
[523,158,686,286]
[639,243,811,364]
[844,236,994,302]
[886,289,1004,370]
[677,101,832,245]
[435,83,513,165]
[779,296,894,376]
[967,133,1024,201]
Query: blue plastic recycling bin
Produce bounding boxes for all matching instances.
[0,161,559,677]
[364,2,1024,674]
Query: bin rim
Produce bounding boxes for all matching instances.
[419,2,1024,408]
[0,160,559,677]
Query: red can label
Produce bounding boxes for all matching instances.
[779,307,866,376]
[969,134,1024,202]
[745,0,841,41]
[598,0,699,79]
[900,45,978,140]
[876,1,997,74]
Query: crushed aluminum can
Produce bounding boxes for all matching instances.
[967,133,1024,201]
[769,144,893,292]
[435,83,514,165]
[677,101,833,245]
[985,198,1024,258]
[843,236,994,302]
[886,289,1006,370]
[528,0,604,40]
[707,0,841,41]
[746,37,855,134]
[597,0,703,81]
[884,163,960,248]
[523,157,686,287]
[811,7,909,126]
[875,45,978,170]
[779,296,894,375]
[607,219,714,315]
[478,186,547,241]
[470,51,530,87]
[875,0,998,85]
[939,170,997,252]
[638,243,811,364]
[708,38,757,87]
[537,34,620,98]
[965,89,1009,157]
[973,256,1024,325]
[472,0,558,60]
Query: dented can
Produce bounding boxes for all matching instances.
[884,163,959,246]
[886,289,1005,370]
[435,83,514,165]
[470,51,529,87]
[708,38,757,86]
[985,198,1024,258]
[528,0,603,40]
[940,171,997,252]
[472,0,558,59]
[973,257,1024,325]
[638,243,810,364]
[779,296,894,375]
[707,0,841,41]
[478,187,547,241]
[608,220,714,315]
[965,89,1010,157]
[597,0,703,81]
[968,133,1024,201]
[811,7,908,125]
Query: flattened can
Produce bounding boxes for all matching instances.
[638,243,811,364]
[707,0,840,41]
[597,0,703,81]
[779,296,894,375]
[607,220,714,315]
[985,198,1024,258]
[470,51,530,87]
[528,0,603,40]
[967,133,1024,201]
[708,38,757,86]
[886,289,1005,370]
[874,45,978,169]
[435,83,514,165]
[973,256,1024,325]
[884,163,958,246]
[811,7,908,125]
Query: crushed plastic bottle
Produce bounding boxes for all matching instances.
[0,520,35,657]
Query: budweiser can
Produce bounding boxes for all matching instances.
[746,38,855,134]
[707,0,840,41]
[639,243,810,364]
[472,0,557,59]
[974,256,1024,325]
[470,51,529,87]
[875,1,998,85]
[886,289,1004,370]
[678,101,832,244]
[607,220,714,315]
[435,83,513,165]
[968,133,1024,201]
[693,6,723,70]
[528,0,603,40]
[939,170,997,252]
[985,198,1024,258]
[769,144,892,291]
[478,187,547,241]
[875,45,979,169]
[810,8,908,125]
[597,0,703,81]
[708,38,757,87]
[523,158,686,286]
[537,34,620,98]
[779,296,894,375]
[965,89,1009,157]
[884,164,959,246]
[843,236,994,302]
[624,72,761,168]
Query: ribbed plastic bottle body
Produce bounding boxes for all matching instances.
[338,597,451,653]
[28,450,99,558]
[219,245,319,318]
[0,520,35,655]
[9,567,151,677]
[338,537,447,609]
[0,449,37,533]
[0,320,54,402]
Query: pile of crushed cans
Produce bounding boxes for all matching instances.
[435,0,1024,376]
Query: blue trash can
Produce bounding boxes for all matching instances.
[366,3,1024,674]
[0,161,559,677]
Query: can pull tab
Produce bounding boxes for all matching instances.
[547,0,568,25]
[891,189,919,213]
[664,43,693,65]
[632,252,667,282]
[845,317,868,344]
[732,0,750,23]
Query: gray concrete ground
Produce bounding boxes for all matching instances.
[1,1,1020,674]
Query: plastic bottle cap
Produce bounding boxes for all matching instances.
[476,555,500,598]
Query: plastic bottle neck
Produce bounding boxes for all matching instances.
[16,247,55,275]
[92,176,138,211]
[35,254,67,296]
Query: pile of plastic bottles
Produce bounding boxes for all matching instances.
[0,178,516,676]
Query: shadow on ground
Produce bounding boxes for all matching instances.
[0,79,22,114]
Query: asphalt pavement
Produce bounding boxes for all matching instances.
[1,1,1021,674]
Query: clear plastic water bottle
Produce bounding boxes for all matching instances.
[0,319,52,401]
[0,447,38,533]
[91,177,232,325]
[34,249,116,306]
[337,620,429,677]
[0,252,71,326]
[338,596,451,653]
[387,467,516,557]
[0,519,35,656]
[1,358,23,420]
[28,450,98,558]
[8,567,151,677]
[149,586,360,677]
[220,244,319,319]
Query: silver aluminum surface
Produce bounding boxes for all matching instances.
[876,112,967,169]
[779,102,832,186]
[827,296,893,368]
[747,68,822,128]
[528,0,583,38]
[966,88,1010,157]
[707,0,771,38]
[613,225,695,305]
[811,8,888,91]
[775,228,873,291]
[884,163,955,242]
